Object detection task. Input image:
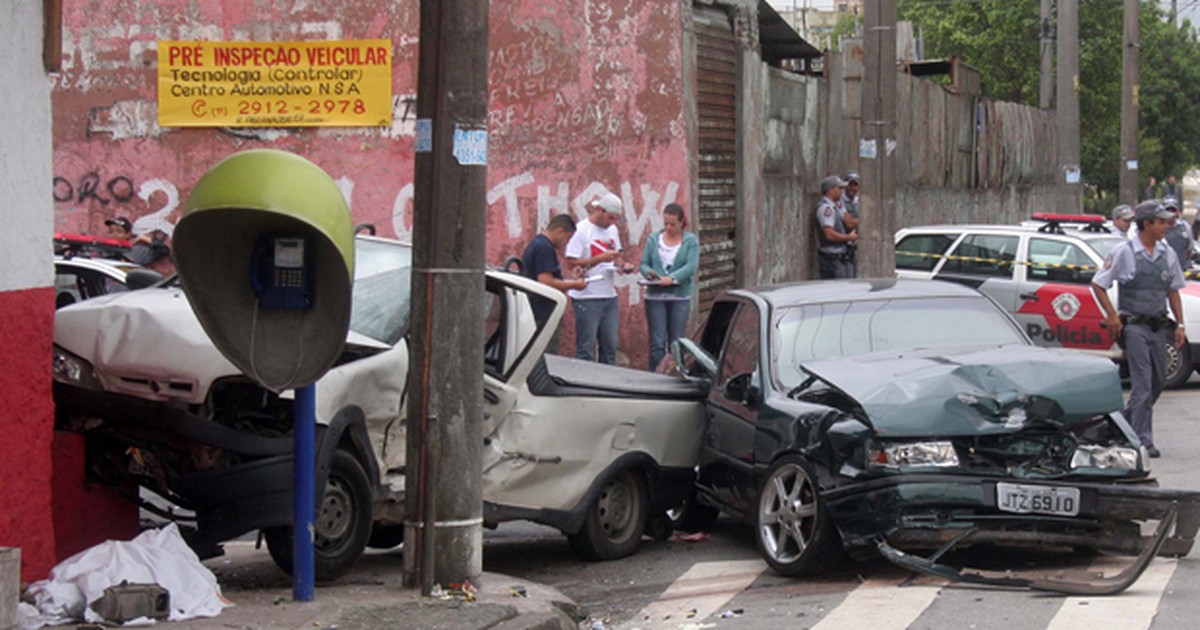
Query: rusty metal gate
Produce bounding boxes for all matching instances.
[694,5,738,312]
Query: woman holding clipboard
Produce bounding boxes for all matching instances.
[640,203,700,370]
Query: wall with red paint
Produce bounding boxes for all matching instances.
[2,0,58,583]
[0,290,57,582]
[52,0,689,367]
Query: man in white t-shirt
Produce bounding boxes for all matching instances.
[565,192,634,364]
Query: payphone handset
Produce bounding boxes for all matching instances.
[251,235,311,310]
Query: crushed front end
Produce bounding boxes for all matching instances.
[795,347,1200,564]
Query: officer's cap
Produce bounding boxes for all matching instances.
[1134,200,1175,222]
[820,175,848,194]
[1111,204,1134,221]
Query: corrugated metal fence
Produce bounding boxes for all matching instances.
[754,49,1060,284]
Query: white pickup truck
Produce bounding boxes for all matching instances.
[52,234,706,580]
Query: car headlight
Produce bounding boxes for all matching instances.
[52,345,102,391]
[869,441,959,469]
[1070,444,1142,471]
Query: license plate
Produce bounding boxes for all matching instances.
[996,482,1080,516]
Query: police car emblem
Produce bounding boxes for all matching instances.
[1051,292,1081,321]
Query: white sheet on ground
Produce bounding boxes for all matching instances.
[19,523,230,628]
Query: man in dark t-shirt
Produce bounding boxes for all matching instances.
[522,214,586,353]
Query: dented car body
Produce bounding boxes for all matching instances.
[675,279,1200,584]
[53,236,704,580]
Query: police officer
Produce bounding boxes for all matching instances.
[1111,204,1134,238]
[815,174,858,279]
[1090,200,1187,459]
[1162,196,1193,271]
[843,171,861,220]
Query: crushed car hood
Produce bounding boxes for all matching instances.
[55,286,385,405]
[801,344,1124,437]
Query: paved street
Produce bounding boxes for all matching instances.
[196,376,1200,629]
[476,376,1200,630]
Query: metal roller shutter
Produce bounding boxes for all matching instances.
[693,6,738,313]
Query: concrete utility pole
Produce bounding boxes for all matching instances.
[1119,0,1139,206]
[1039,0,1055,110]
[1056,0,1081,212]
[404,0,489,589]
[859,0,897,277]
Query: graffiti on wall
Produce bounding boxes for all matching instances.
[53,168,679,305]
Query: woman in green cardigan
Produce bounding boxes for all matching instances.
[640,203,700,370]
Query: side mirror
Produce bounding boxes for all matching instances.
[125,269,164,290]
[671,338,716,379]
[724,372,760,406]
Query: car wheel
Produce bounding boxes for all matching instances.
[1165,341,1191,389]
[567,468,648,560]
[668,486,720,534]
[264,449,373,581]
[756,454,842,577]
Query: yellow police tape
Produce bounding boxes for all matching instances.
[899,250,1200,280]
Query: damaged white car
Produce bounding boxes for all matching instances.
[53,234,705,580]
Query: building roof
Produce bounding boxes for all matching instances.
[758,1,823,64]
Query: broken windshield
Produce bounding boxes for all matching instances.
[773,296,1026,390]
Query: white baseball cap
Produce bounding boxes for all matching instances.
[593,192,623,215]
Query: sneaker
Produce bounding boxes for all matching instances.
[1147,446,1162,458]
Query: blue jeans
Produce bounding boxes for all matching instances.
[574,297,619,364]
[645,298,691,371]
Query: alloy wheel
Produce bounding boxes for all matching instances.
[758,461,819,564]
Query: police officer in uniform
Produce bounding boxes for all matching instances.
[815,174,858,279]
[1162,196,1193,271]
[1090,200,1187,458]
[843,171,861,220]
[1111,204,1134,238]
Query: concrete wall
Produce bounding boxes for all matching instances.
[52,0,689,367]
[753,44,1062,286]
[0,0,58,583]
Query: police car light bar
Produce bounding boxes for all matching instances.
[1030,212,1107,224]
[54,232,132,260]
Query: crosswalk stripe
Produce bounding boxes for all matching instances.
[810,576,943,630]
[623,559,766,628]
[1046,559,1178,630]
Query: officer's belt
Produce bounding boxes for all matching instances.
[1121,314,1175,331]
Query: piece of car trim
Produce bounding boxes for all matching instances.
[877,503,1177,596]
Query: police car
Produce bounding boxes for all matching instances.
[53,233,163,308]
[895,213,1200,388]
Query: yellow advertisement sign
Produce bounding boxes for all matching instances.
[157,40,393,127]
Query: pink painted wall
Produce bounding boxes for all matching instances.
[53,0,689,367]
[0,288,57,581]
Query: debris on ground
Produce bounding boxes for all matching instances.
[18,523,229,629]
[672,532,711,543]
[429,581,478,603]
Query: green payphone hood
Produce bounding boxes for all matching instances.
[174,149,356,390]
[180,149,355,275]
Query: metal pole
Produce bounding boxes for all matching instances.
[421,416,438,596]
[292,384,315,601]
[1056,0,1081,212]
[404,0,488,588]
[1039,0,1055,111]
[1119,0,1140,206]
[858,0,897,278]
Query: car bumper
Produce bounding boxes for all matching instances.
[54,382,297,552]
[823,473,1200,557]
